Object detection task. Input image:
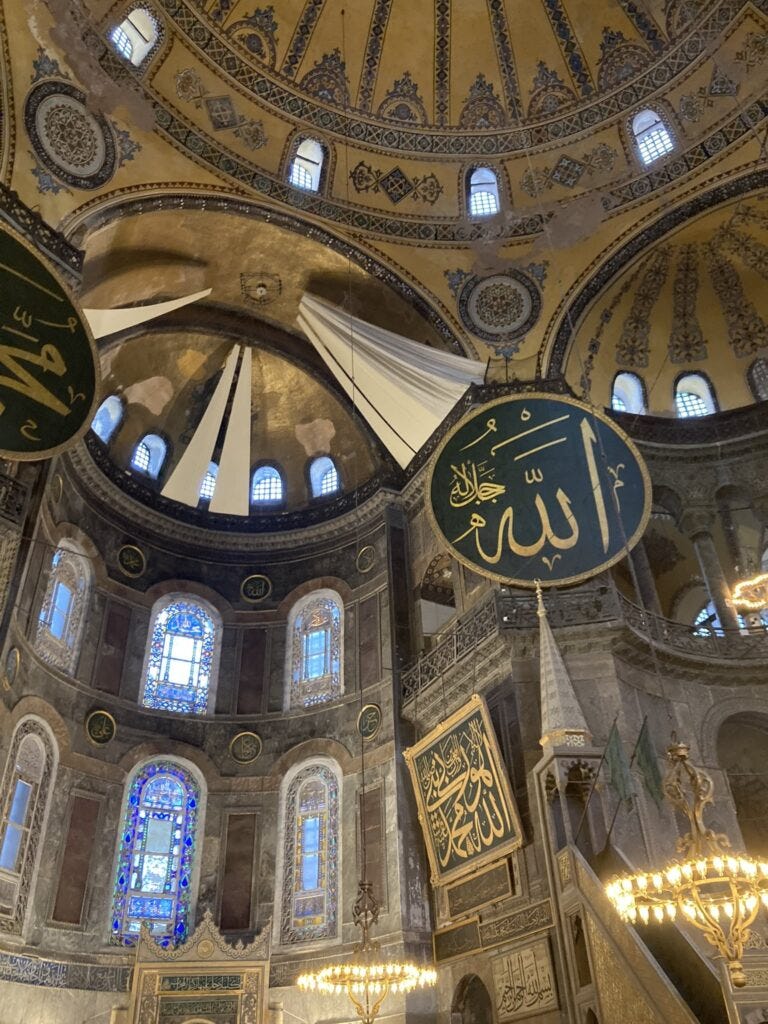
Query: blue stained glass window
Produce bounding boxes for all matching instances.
[0,780,32,871]
[142,600,217,715]
[111,761,199,946]
[47,581,73,640]
[302,628,329,680]
[289,595,342,708]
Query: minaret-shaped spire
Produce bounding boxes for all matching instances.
[536,582,591,749]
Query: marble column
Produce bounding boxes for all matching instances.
[680,508,740,632]
[628,537,662,616]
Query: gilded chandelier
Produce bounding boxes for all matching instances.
[297,880,436,1023]
[606,738,768,987]
[731,571,768,612]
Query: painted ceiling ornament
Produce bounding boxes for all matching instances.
[597,28,651,90]
[458,74,507,129]
[226,6,279,66]
[457,270,542,351]
[527,61,578,119]
[300,49,349,107]
[376,71,428,124]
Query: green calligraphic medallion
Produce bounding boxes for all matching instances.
[85,709,116,746]
[0,224,99,460]
[357,703,382,741]
[428,393,651,588]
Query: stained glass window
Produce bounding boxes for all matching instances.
[280,763,339,943]
[632,109,674,166]
[289,139,324,192]
[91,395,123,444]
[142,599,218,715]
[288,592,343,708]
[675,374,716,418]
[35,544,90,675]
[111,761,199,946]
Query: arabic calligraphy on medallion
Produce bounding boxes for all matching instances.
[428,394,651,587]
[404,694,523,885]
[85,709,116,746]
[0,224,99,460]
[492,937,559,1021]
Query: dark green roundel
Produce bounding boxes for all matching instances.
[0,224,99,460]
[428,394,651,588]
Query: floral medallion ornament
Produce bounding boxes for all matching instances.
[229,731,262,764]
[457,271,542,351]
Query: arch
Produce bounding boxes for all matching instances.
[275,758,341,945]
[199,461,217,502]
[611,371,646,414]
[35,540,92,675]
[308,455,340,498]
[717,715,768,857]
[631,108,674,166]
[674,373,717,417]
[110,758,203,945]
[748,358,768,402]
[451,974,494,1024]
[109,7,160,66]
[289,138,325,193]
[91,394,124,444]
[131,433,168,478]
[140,595,222,715]
[285,588,344,710]
[0,718,57,935]
[251,463,284,505]
[467,166,500,218]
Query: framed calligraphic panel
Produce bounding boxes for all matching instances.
[428,394,651,588]
[433,917,481,963]
[0,224,99,460]
[492,937,559,1021]
[446,859,513,918]
[404,694,523,885]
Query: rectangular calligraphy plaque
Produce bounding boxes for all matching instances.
[404,694,523,885]
[433,918,482,963]
[479,899,554,950]
[446,859,513,918]
[492,937,559,1021]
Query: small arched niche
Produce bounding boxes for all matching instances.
[717,715,768,857]
[452,974,494,1024]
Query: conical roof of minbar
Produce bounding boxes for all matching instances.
[536,583,591,750]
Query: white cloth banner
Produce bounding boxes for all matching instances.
[82,288,212,339]
[297,294,485,468]
[210,347,252,516]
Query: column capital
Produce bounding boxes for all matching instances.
[678,506,717,539]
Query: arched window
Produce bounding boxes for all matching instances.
[748,359,768,402]
[109,8,159,66]
[35,542,91,674]
[693,600,750,635]
[632,108,674,166]
[251,464,284,505]
[286,590,343,709]
[0,720,56,933]
[309,456,340,498]
[110,760,201,946]
[611,372,646,414]
[199,462,217,501]
[91,395,123,444]
[278,761,340,943]
[289,139,324,192]
[131,433,167,478]
[141,597,220,715]
[675,373,716,418]
[468,167,500,218]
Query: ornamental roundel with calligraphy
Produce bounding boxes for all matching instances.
[428,394,651,588]
[0,224,99,460]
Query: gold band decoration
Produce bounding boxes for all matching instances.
[404,694,523,885]
[357,703,382,741]
[117,544,146,578]
[2,647,19,690]
[427,393,651,587]
[240,573,272,603]
[356,545,376,573]
[0,224,99,460]
[85,709,116,746]
[229,731,262,764]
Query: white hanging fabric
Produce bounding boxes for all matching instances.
[297,294,485,468]
[82,288,212,339]
[209,347,252,516]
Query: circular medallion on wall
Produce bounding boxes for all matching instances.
[117,544,146,579]
[457,270,541,348]
[25,80,116,190]
[51,474,63,504]
[2,647,19,690]
[357,703,382,742]
[85,709,117,746]
[240,573,272,603]
[356,545,376,574]
[229,731,262,764]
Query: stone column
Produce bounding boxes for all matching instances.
[680,508,740,632]
[628,537,662,616]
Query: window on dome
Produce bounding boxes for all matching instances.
[251,464,284,504]
[278,762,339,943]
[35,543,91,675]
[141,598,219,715]
[748,359,768,402]
[199,462,217,501]
[110,761,200,946]
[468,167,500,218]
[611,372,646,414]
[131,434,167,478]
[287,590,343,709]
[91,395,123,444]
[289,139,324,192]
[309,456,340,498]
[109,8,159,66]
[675,374,716,418]
[632,109,674,166]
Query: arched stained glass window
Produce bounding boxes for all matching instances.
[141,598,219,715]
[199,462,217,501]
[287,591,343,709]
[309,456,340,498]
[251,464,284,504]
[279,762,339,943]
[92,395,123,444]
[110,760,200,946]
[675,373,716,418]
[468,166,500,218]
[131,433,167,478]
[611,372,646,414]
[289,139,324,192]
[35,543,91,675]
[632,108,674,166]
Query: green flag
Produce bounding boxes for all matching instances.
[605,723,634,803]
[635,718,664,809]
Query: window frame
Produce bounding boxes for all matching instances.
[610,372,647,415]
[108,6,161,67]
[130,432,169,480]
[466,165,501,220]
[629,107,675,168]
[285,589,344,711]
[674,372,717,418]
[747,358,768,402]
[35,542,92,676]
[288,137,327,194]
[91,394,125,445]
[308,456,341,500]
[250,462,285,507]
[199,461,218,503]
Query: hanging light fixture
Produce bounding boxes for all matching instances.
[731,571,768,612]
[606,737,768,987]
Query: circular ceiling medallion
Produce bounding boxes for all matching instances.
[356,545,376,574]
[458,271,541,347]
[241,573,272,603]
[26,81,116,190]
[230,731,262,764]
[357,703,382,742]
[85,709,117,747]
[2,647,19,690]
[117,544,146,578]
